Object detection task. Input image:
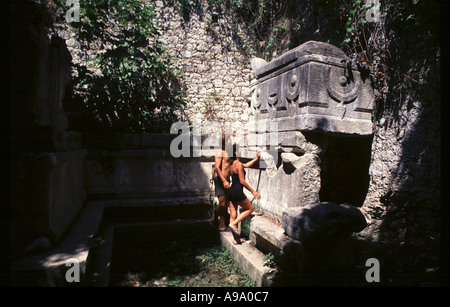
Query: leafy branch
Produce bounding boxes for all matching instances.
[56,0,187,133]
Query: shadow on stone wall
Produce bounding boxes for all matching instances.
[364,37,443,286]
[373,114,443,286]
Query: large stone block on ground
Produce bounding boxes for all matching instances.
[281,202,367,241]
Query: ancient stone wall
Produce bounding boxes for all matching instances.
[151,0,255,131]
[361,74,441,243]
[356,19,442,250]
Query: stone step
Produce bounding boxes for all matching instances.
[249,215,302,261]
[219,228,276,287]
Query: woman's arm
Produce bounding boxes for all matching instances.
[237,162,260,199]
[242,151,260,168]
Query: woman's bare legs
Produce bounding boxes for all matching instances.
[229,198,253,228]
[214,194,228,231]
[229,199,238,226]
[228,199,253,244]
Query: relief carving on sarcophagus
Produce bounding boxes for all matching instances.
[249,41,375,136]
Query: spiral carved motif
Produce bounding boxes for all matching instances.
[252,85,262,109]
[285,70,299,103]
[326,66,360,104]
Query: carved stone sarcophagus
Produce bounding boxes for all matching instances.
[249,41,375,137]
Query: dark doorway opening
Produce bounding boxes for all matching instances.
[319,135,373,206]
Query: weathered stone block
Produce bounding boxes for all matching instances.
[281,202,367,241]
[250,41,375,136]
[250,215,303,259]
[85,148,214,199]
[245,152,321,222]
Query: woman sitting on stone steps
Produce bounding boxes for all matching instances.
[228,142,261,244]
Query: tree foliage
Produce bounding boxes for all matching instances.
[59,0,186,133]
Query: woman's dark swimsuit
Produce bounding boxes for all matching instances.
[228,170,247,202]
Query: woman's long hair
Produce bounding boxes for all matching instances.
[232,142,241,161]
[221,133,231,150]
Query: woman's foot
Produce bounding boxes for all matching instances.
[228,224,243,244]
[228,224,245,245]
[210,214,227,231]
[228,224,240,236]
[233,238,246,245]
